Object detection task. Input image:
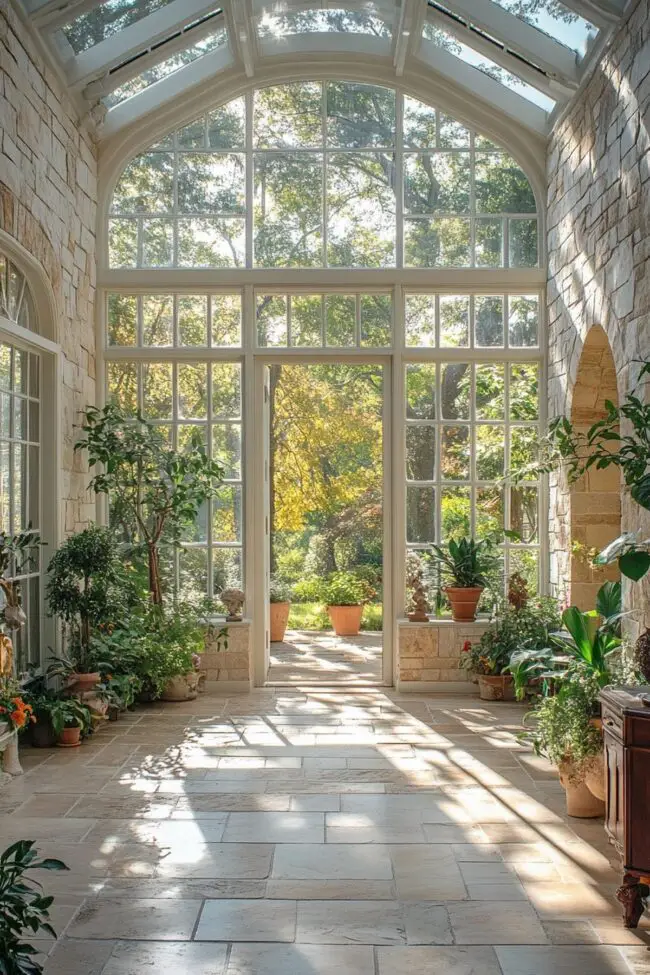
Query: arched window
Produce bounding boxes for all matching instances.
[108,83,539,270]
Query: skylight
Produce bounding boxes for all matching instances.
[487,0,597,57]
[62,0,178,54]
[254,2,397,38]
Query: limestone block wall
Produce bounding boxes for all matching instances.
[202,621,253,691]
[547,0,650,633]
[396,620,490,692]
[0,0,98,534]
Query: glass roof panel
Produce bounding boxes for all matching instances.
[105,25,227,109]
[422,22,556,112]
[485,0,597,57]
[254,3,396,38]
[63,0,178,54]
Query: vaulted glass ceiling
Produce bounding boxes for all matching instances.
[22,0,626,141]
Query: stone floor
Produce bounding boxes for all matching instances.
[2,687,650,974]
[267,629,383,684]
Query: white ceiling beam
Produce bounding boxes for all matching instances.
[425,7,572,103]
[226,0,257,77]
[393,0,427,76]
[417,39,548,135]
[449,0,580,87]
[561,0,625,29]
[62,0,224,87]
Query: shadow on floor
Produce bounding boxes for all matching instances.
[266,628,382,684]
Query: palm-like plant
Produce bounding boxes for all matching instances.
[549,604,622,688]
[430,537,496,588]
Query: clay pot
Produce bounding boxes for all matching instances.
[444,587,483,622]
[477,674,516,701]
[270,601,291,642]
[67,672,100,692]
[160,671,200,702]
[58,726,81,748]
[585,751,606,801]
[559,759,606,817]
[327,604,363,637]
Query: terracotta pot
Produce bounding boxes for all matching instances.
[160,671,200,702]
[327,604,363,637]
[58,726,81,748]
[477,674,516,701]
[67,672,100,692]
[444,587,483,622]
[270,601,291,642]
[559,760,606,817]
[585,750,606,801]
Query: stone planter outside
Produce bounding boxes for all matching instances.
[444,587,483,622]
[584,750,606,801]
[66,672,100,693]
[270,601,291,642]
[160,671,200,702]
[327,604,363,637]
[477,674,516,701]
[559,759,606,817]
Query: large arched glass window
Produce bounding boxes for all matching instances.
[108,83,539,270]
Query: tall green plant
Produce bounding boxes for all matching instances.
[430,536,497,588]
[75,404,224,606]
[549,602,622,688]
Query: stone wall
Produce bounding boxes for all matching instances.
[202,621,253,691]
[0,0,97,534]
[547,0,650,632]
[396,620,489,692]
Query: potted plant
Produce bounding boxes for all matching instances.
[48,698,92,747]
[0,840,68,974]
[269,578,292,643]
[322,572,374,637]
[430,537,497,621]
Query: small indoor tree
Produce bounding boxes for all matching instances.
[75,404,224,606]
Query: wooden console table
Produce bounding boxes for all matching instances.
[600,685,650,928]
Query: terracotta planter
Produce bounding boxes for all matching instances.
[477,674,516,701]
[327,604,363,637]
[559,759,606,817]
[67,672,100,692]
[585,750,606,802]
[270,601,291,642]
[58,726,81,748]
[444,587,483,622]
[160,671,200,702]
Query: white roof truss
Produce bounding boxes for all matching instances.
[562,0,626,30]
[225,0,257,77]
[393,0,427,76]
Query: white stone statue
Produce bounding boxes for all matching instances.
[220,588,245,621]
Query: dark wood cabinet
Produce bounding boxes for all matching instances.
[600,686,650,928]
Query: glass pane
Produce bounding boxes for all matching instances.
[404,153,470,214]
[404,218,470,268]
[255,153,323,267]
[441,486,470,540]
[112,153,174,214]
[257,294,288,347]
[509,295,539,347]
[510,364,539,421]
[325,295,356,347]
[11,349,26,395]
[211,295,242,347]
[142,218,173,266]
[326,82,395,148]
[406,425,436,481]
[213,423,242,479]
[476,425,505,479]
[439,296,469,347]
[477,486,504,537]
[475,218,503,268]
[511,486,539,543]
[142,294,173,346]
[178,295,208,347]
[291,295,323,347]
[29,354,40,398]
[177,424,207,453]
[403,97,437,149]
[13,398,25,441]
[441,426,469,480]
[213,484,243,543]
[63,0,177,53]
[509,218,538,267]
[405,294,436,347]
[142,363,172,420]
[0,346,11,389]
[208,98,246,149]
[360,294,391,347]
[406,364,436,420]
[439,114,470,149]
[254,83,322,148]
[177,119,206,149]
[213,547,242,593]
[407,485,435,543]
[177,217,245,268]
[475,296,504,348]
[509,548,539,595]
[178,364,207,419]
[475,153,536,214]
[440,363,470,419]
[510,426,538,470]
[0,441,8,532]
[212,364,241,418]
[327,152,395,267]
[107,362,138,416]
[180,497,209,543]
[257,8,392,37]
[108,294,137,346]
[12,442,25,531]
[0,394,9,439]
[475,364,505,419]
[489,0,597,56]
[179,547,208,604]
[177,154,245,214]
[108,218,137,267]
[28,400,39,444]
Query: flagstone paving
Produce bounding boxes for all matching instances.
[1,686,649,974]
[267,629,382,683]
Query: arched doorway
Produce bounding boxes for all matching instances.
[570,325,621,610]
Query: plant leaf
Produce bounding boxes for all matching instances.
[619,550,650,581]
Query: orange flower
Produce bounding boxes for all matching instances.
[10,710,27,728]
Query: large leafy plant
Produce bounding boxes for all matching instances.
[75,404,224,606]
[430,536,497,588]
[466,594,561,682]
[523,676,602,778]
[322,571,375,607]
[0,840,68,975]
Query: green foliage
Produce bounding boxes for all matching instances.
[101,673,142,711]
[464,596,561,681]
[431,536,498,588]
[292,577,323,603]
[550,604,621,688]
[269,578,292,604]
[523,677,602,775]
[44,698,92,737]
[0,840,68,975]
[322,571,375,607]
[288,601,383,631]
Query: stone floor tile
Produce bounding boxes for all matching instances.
[422,823,489,843]
[195,898,296,942]
[290,794,341,811]
[226,944,375,975]
[14,794,82,817]
[391,845,467,901]
[102,941,228,975]
[326,824,427,843]
[42,938,116,975]
[154,842,273,879]
[621,947,650,973]
[464,882,528,900]
[451,843,502,862]
[272,843,393,879]
[222,811,324,843]
[542,920,601,945]
[66,897,201,940]
[448,901,547,944]
[266,879,395,899]
[523,881,619,919]
[404,903,453,944]
[376,946,503,974]
[495,945,633,974]
[297,900,406,944]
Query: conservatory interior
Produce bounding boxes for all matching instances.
[1,0,650,971]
